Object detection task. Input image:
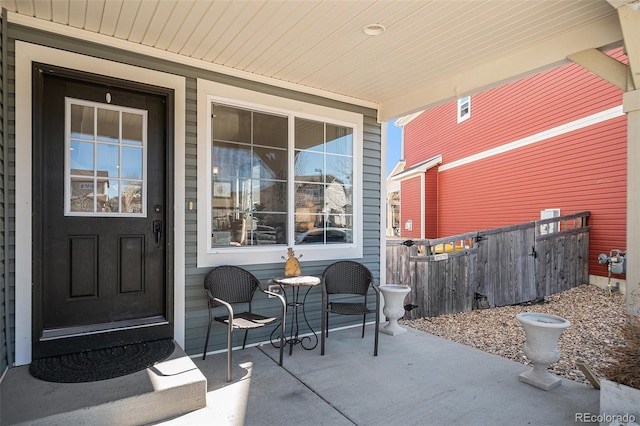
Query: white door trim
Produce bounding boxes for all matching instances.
[15,41,186,365]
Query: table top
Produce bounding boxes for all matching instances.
[273,275,321,286]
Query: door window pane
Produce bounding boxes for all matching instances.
[121,181,143,213]
[121,146,143,180]
[122,112,143,146]
[97,108,119,142]
[65,99,146,216]
[70,141,94,172]
[97,143,119,178]
[70,177,96,213]
[70,104,94,140]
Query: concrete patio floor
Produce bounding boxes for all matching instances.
[1,325,599,425]
[165,325,599,425]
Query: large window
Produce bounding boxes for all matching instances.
[197,80,363,266]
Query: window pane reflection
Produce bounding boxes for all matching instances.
[295,118,324,152]
[70,177,95,212]
[209,103,355,248]
[122,112,143,146]
[253,112,287,149]
[122,146,143,180]
[326,125,353,155]
[294,151,324,183]
[70,141,94,172]
[120,181,142,213]
[97,143,119,178]
[212,141,252,179]
[70,104,94,140]
[325,154,353,185]
[97,108,119,142]
[212,105,251,143]
[66,99,146,216]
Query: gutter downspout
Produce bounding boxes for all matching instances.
[2,7,14,368]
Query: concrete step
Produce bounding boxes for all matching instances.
[1,342,207,425]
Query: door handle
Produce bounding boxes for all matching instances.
[153,220,162,248]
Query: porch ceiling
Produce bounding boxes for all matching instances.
[3,0,625,121]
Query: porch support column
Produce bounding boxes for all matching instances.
[624,89,640,317]
[595,1,640,318]
[618,1,640,317]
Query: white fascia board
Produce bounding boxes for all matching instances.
[378,14,623,121]
[390,155,442,182]
[7,12,378,111]
[395,112,423,127]
[387,159,406,179]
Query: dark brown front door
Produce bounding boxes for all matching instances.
[32,65,173,358]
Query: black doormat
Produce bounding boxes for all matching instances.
[28,339,175,383]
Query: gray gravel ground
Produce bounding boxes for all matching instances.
[401,284,626,387]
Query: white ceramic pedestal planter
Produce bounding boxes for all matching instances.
[516,312,571,390]
[380,285,411,336]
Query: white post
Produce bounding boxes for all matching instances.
[624,89,640,317]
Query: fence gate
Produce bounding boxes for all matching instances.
[386,211,590,319]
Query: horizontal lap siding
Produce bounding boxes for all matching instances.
[6,25,381,358]
[402,48,626,279]
[438,118,626,277]
[0,15,6,373]
[3,22,15,372]
[183,88,381,355]
[400,178,421,239]
[404,50,624,167]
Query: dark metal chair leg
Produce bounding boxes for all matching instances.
[321,306,326,355]
[202,320,212,360]
[242,329,249,350]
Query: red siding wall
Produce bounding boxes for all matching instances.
[401,177,422,239]
[425,168,438,238]
[401,49,626,278]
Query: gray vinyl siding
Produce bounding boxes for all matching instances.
[0,13,7,374]
[4,24,381,359]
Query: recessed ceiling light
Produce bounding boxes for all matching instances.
[363,23,386,36]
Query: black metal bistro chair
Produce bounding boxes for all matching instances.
[321,261,380,356]
[202,265,286,381]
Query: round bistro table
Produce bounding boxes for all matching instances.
[271,275,321,355]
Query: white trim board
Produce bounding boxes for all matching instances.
[439,106,624,172]
[15,41,186,365]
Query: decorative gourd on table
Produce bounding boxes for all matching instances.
[282,247,302,277]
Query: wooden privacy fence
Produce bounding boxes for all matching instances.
[386,211,590,319]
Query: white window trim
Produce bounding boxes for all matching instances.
[197,79,363,267]
[457,96,471,123]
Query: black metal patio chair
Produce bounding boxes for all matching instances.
[321,261,380,356]
[202,265,286,381]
